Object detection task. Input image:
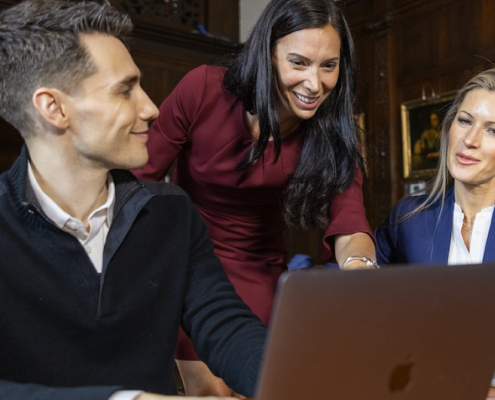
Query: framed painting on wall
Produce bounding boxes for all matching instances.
[401,91,456,179]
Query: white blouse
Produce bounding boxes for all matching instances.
[448,202,494,265]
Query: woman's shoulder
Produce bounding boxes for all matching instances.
[181,64,228,87]
[385,194,429,225]
[396,194,428,212]
[167,65,231,112]
[388,190,451,225]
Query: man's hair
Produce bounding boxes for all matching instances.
[0,0,133,135]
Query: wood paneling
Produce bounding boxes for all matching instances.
[397,13,436,81]
[481,0,495,54]
[437,3,475,66]
[206,0,239,42]
[0,119,22,173]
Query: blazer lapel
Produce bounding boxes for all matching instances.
[483,212,495,262]
[430,188,455,263]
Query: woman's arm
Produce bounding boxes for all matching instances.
[334,232,377,269]
[322,167,376,262]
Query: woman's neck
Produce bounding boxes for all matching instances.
[454,182,495,222]
[244,111,301,140]
[278,107,302,138]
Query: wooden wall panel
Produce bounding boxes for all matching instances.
[481,0,495,54]
[397,13,436,82]
[437,2,476,67]
[0,1,25,171]
[0,119,22,173]
[206,0,239,42]
[347,7,397,229]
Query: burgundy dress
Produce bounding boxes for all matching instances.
[134,65,372,359]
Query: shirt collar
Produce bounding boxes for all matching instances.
[27,161,115,232]
[453,202,495,218]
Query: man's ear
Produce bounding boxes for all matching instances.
[32,88,70,130]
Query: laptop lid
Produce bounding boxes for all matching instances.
[255,263,495,400]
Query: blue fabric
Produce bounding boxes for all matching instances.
[287,254,313,271]
[286,254,340,270]
[374,186,495,265]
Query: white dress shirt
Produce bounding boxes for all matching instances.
[28,162,115,272]
[27,163,142,400]
[448,202,493,265]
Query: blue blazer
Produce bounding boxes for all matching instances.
[374,186,495,265]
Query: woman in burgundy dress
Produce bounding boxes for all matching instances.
[134,0,377,396]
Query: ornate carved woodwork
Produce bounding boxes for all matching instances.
[120,0,204,32]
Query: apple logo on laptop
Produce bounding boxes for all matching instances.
[389,356,414,393]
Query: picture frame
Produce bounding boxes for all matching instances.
[401,90,457,179]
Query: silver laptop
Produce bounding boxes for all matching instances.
[255,263,495,400]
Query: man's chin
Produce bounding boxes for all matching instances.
[127,152,149,171]
[112,161,146,174]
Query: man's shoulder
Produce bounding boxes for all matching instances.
[111,170,192,215]
[139,179,189,198]
[0,174,7,197]
[0,167,13,199]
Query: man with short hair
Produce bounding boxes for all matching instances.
[0,1,266,399]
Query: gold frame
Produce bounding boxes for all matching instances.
[401,91,456,179]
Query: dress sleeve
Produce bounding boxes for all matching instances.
[133,65,208,181]
[322,166,375,261]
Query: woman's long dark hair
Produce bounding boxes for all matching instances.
[223,0,363,229]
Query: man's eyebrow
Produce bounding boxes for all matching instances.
[112,74,140,91]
